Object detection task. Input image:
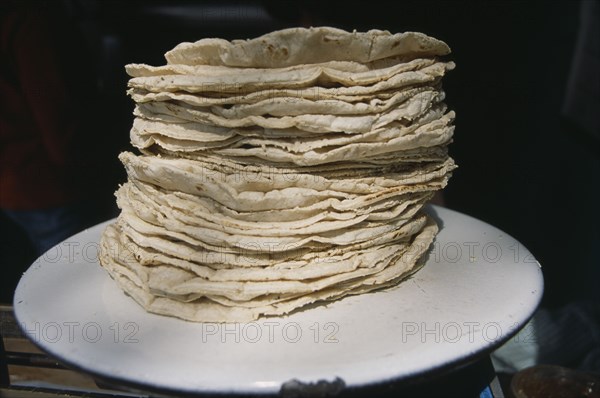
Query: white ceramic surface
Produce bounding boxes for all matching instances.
[13,206,543,395]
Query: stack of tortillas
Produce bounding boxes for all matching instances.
[99,27,456,322]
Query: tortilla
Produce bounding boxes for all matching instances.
[100,217,438,322]
[98,27,456,322]
[164,27,450,67]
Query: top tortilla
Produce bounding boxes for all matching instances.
[165,27,450,68]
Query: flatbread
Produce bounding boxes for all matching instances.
[99,217,438,322]
[128,62,453,94]
[164,27,450,67]
[98,26,455,322]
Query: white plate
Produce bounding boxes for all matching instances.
[13,206,543,395]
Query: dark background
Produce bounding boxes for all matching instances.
[1,0,598,311]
